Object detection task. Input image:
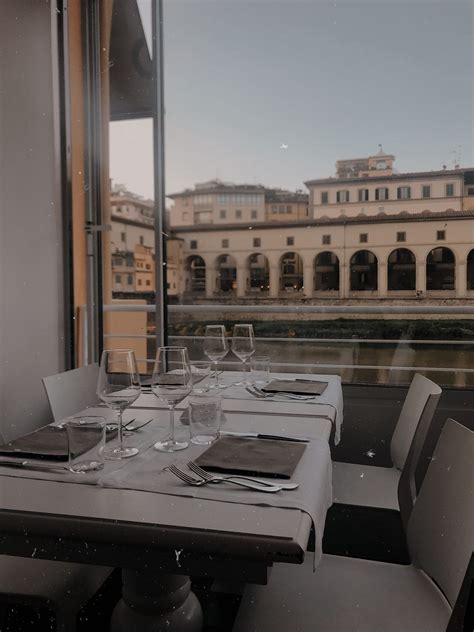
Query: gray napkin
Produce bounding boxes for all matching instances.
[262,379,328,396]
[0,424,115,462]
[195,436,306,479]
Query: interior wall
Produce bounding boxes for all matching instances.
[0,0,65,440]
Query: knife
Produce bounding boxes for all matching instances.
[220,431,309,443]
[0,459,68,472]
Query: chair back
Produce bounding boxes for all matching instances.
[42,364,100,422]
[407,418,474,608]
[390,373,441,471]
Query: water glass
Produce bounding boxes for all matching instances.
[66,416,106,473]
[189,393,221,445]
[190,360,212,393]
[250,355,270,385]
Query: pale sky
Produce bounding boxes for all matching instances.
[110,0,473,200]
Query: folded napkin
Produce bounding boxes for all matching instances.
[262,379,328,396]
[0,424,115,462]
[195,435,306,479]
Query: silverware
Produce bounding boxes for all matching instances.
[187,461,299,490]
[245,386,315,401]
[220,430,309,443]
[124,418,154,431]
[166,464,282,493]
[0,459,68,473]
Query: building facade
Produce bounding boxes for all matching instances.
[167,155,474,303]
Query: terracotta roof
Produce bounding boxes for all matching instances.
[305,168,474,187]
[170,209,474,234]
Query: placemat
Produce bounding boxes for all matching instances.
[262,379,328,396]
[195,436,306,478]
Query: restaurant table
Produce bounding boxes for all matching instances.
[0,375,340,631]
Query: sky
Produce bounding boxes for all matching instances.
[109,0,473,200]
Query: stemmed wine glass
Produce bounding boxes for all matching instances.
[152,346,193,452]
[203,325,228,389]
[231,324,255,386]
[97,349,141,459]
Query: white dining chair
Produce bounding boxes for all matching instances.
[0,425,112,631]
[0,556,112,632]
[42,364,100,422]
[332,373,441,511]
[233,418,474,632]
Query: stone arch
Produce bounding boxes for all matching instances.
[314,251,340,291]
[387,248,416,291]
[468,250,474,290]
[184,255,206,294]
[350,250,378,291]
[426,247,455,291]
[247,253,270,292]
[279,251,303,292]
[215,254,237,293]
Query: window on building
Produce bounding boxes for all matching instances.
[235,209,242,219]
[375,187,389,201]
[397,231,406,242]
[321,191,329,204]
[287,236,294,246]
[222,239,229,248]
[116,205,122,213]
[286,205,292,213]
[272,205,278,212]
[219,209,226,218]
[167,282,170,289]
[251,209,258,219]
[358,189,369,202]
[138,279,142,286]
[121,232,126,242]
[115,274,121,283]
[127,275,133,285]
[190,240,198,250]
[139,235,144,245]
[336,190,349,203]
[397,186,411,199]
[253,238,261,247]
[437,230,446,240]
[146,264,151,270]
[446,183,454,196]
[422,185,431,198]
[146,280,151,286]
[467,187,474,196]
[322,234,331,245]
[279,205,285,214]
[359,233,368,243]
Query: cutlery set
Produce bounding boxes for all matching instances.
[166,461,299,493]
[245,385,316,401]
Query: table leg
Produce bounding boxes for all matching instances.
[110,569,203,632]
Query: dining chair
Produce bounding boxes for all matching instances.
[0,556,112,631]
[42,363,100,422]
[332,373,441,511]
[233,418,474,632]
[0,426,112,631]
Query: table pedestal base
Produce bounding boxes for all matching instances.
[110,569,203,632]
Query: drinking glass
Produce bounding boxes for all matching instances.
[190,360,212,393]
[97,349,141,459]
[189,392,221,445]
[152,346,193,452]
[250,355,270,386]
[66,416,106,473]
[232,323,256,385]
[203,325,228,388]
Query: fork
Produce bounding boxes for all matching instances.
[245,386,315,401]
[166,464,282,492]
[187,461,299,490]
[123,418,154,432]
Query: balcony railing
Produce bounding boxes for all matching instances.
[80,303,474,387]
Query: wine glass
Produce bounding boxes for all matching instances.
[152,346,193,452]
[97,349,141,459]
[231,324,255,386]
[203,325,228,389]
